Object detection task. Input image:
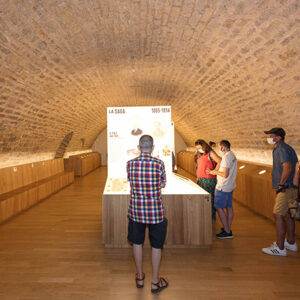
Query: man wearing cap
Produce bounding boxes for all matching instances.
[262,128,298,256]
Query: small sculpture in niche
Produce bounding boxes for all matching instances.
[131,128,143,136]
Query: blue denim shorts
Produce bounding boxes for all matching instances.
[214,189,233,208]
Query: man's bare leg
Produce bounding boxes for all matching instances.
[133,244,144,284]
[216,208,229,232]
[274,214,286,250]
[285,212,295,244]
[227,207,234,231]
[151,247,161,288]
[151,247,168,291]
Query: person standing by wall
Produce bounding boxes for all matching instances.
[262,128,298,256]
[195,140,221,220]
[207,140,237,239]
[127,135,169,294]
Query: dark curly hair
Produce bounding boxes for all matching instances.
[194,139,211,154]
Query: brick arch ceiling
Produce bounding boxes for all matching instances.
[0,0,299,165]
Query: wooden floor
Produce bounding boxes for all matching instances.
[0,167,299,300]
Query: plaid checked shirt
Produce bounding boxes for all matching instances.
[127,152,166,224]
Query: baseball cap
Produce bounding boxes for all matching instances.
[264,127,286,138]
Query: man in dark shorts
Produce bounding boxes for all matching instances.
[127,135,169,294]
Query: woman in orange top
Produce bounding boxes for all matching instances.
[195,139,221,220]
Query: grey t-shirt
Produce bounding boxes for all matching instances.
[216,151,237,192]
[272,141,298,189]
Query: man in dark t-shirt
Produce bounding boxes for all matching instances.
[262,128,298,256]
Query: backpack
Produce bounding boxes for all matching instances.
[289,170,300,220]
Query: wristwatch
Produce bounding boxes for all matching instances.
[276,184,288,194]
[278,183,288,188]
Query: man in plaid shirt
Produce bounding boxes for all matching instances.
[127,135,169,294]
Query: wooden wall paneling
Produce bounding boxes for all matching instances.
[37,181,51,201]
[76,158,82,176]
[188,152,195,175]
[0,169,74,224]
[186,152,191,174]
[184,152,188,174]
[52,159,61,176]
[177,167,197,182]
[20,163,31,188]
[64,158,77,173]
[176,151,182,168]
[234,163,260,206]
[0,196,13,222]
[67,153,101,177]
[27,187,39,208]
[182,152,186,172]
[233,161,278,223]
[0,168,6,193]
[0,159,65,196]
[251,169,275,220]
[0,166,14,194]
[177,151,197,178]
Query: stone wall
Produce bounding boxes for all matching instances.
[0,0,299,167]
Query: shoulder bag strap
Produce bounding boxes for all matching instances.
[208,151,217,169]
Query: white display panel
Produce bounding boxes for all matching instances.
[107,106,172,178]
[104,106,209,196]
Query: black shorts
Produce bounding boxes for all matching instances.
[127,218,168,249]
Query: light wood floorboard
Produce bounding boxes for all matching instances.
[0,167,299,300]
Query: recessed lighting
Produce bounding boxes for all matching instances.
[259,170,266,174]
[239,165,245,169]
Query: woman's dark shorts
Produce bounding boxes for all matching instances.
[127,218,168,249]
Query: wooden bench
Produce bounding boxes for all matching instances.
[64,152,101,177]
[0,159,74,224]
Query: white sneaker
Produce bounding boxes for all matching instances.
[262,242,287,256]
[284,239,298,252]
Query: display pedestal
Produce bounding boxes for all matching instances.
[102,174,212,248]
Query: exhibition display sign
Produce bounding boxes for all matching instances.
[107,106,172,178]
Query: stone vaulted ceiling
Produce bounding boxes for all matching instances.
[0,0,299,165]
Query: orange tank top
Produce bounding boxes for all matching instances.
[196,152,216,179]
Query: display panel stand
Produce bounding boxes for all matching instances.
[102,174,212,248]
[103,106,212,248]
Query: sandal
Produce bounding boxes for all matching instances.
[151,277,169,294]
[135,272,145,288]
